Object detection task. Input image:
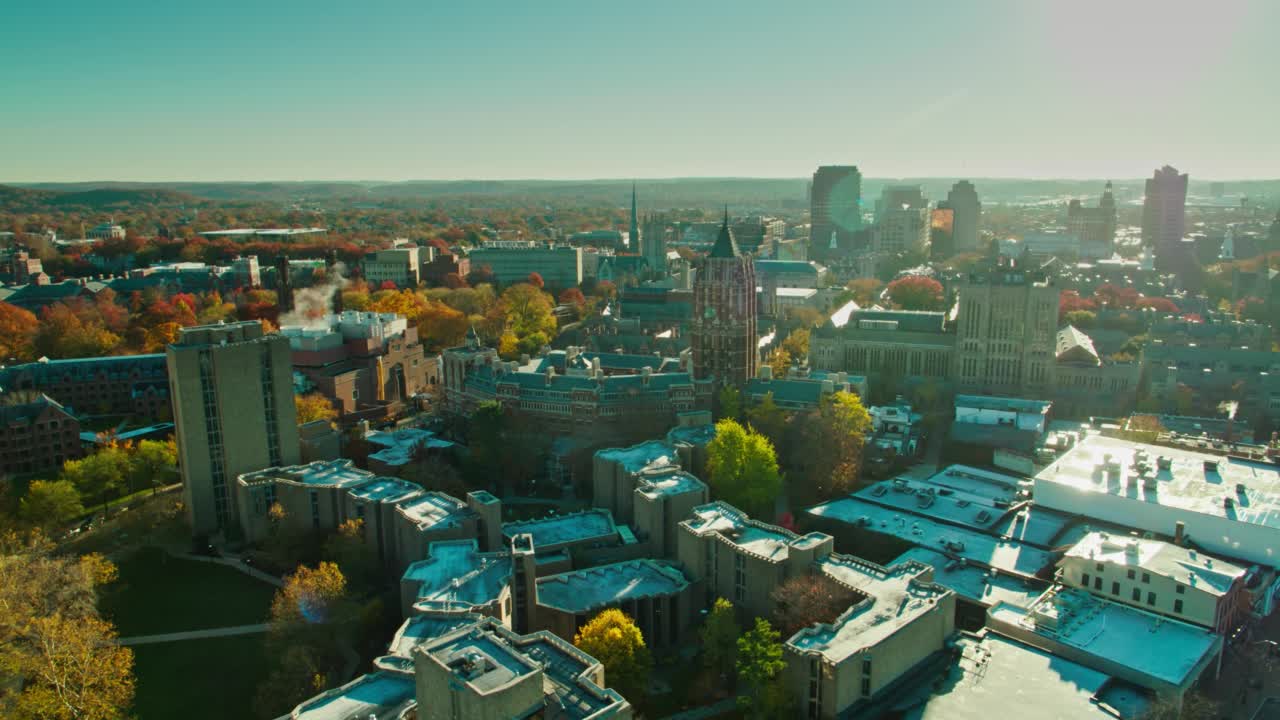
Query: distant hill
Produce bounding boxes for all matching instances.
[7,177,1279,211]
[0,183,200,212]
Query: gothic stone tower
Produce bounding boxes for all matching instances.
[691,211,758,387]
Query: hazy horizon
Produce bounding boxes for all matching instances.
[4,0,1277,182]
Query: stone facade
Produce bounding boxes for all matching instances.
[690,214,758,387]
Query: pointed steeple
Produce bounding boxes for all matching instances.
[710,207,739,258]
[629,183,639,253]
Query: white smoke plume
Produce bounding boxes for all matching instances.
[279,262,349,330]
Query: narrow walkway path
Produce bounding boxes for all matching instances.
[165,549,285,588]
[119,623,270,646]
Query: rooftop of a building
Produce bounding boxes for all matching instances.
[418,619,628,718]
[635,467,707,501]
[596,439,680,474]
[290,670,415,720]
[0,352,166,378]
[199,227,326,237]
[990,586,1220,688]
[501,508,619,549]
[0,392,73,425]
[856,465,1029,533]
[536,559,690,615]
[1034,434,1280,532]
[532,349,681,375]
[665,421,716,448]
[1056,325,1101,364]
[788,555,949,662]
[955,395,1054,415]
[378,613,482,672]
[893,548,1047,610]
[1064,531,1246,596]
[682,501,829,563]
[365,428,456,467]
[753,259,820,275]
[394,491,475,532]
[806,496,1054,579]
[347,477,422,505]
[897,633,1150,720]
[403,540,512,612]
[238,459,372,490]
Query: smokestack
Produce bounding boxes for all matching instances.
[325,250,344,314]
[1175,521,1185,546]
[275,256,294,313]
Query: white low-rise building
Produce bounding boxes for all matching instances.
[1058,531,1249,632]
[1033,434,1280,569]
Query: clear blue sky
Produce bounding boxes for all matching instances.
[2,0,1276,181]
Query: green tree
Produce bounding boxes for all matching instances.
[781,328,810,361]
[322,519,379,592]
[705,419,782,517]
[718,385,742,421]
[700,598,741,677]
[768,347,793,379]
[573,608,652,702]
[500,283,557,338]
[789,391,871,504]
[130,438,177,495]
[19,480,84,529]
[735,618,789,719]
[61,448,127,516]
[745,393,788,448]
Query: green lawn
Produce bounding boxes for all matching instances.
[130,634,268,720]
[101,547,277,637]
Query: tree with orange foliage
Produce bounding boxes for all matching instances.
[527,271,544,289]
[885,275,944,311]
[0,302,39,362]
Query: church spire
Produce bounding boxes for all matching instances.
[710,206,739,258]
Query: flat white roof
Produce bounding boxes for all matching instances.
[807,496,1053,578]
[894,548,1046,610]
[683,501,826,563]
[1035,434,1280,532]
[903,633,1146,720]
[991,586,1220,687]
[788,555,948,662]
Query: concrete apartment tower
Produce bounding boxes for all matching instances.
[167,321,300,537]
[946,180,982,254]
[1142,165,1189,261]
[691,211,758,388]
[809,165,863,261]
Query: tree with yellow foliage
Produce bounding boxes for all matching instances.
[0,531,134,720]
[573,608,652,702]
[295,393,338,424]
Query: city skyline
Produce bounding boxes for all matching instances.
[3,0,1278,182]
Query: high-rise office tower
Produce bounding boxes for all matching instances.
[1066,181,1117,259]
[953,255,1059,397]
[946,181,982,254]
[691,211,757,387]
[167,321,300,536]
[875,185,927,220]
[809,165,863,261]
[1141,165,1189,258]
